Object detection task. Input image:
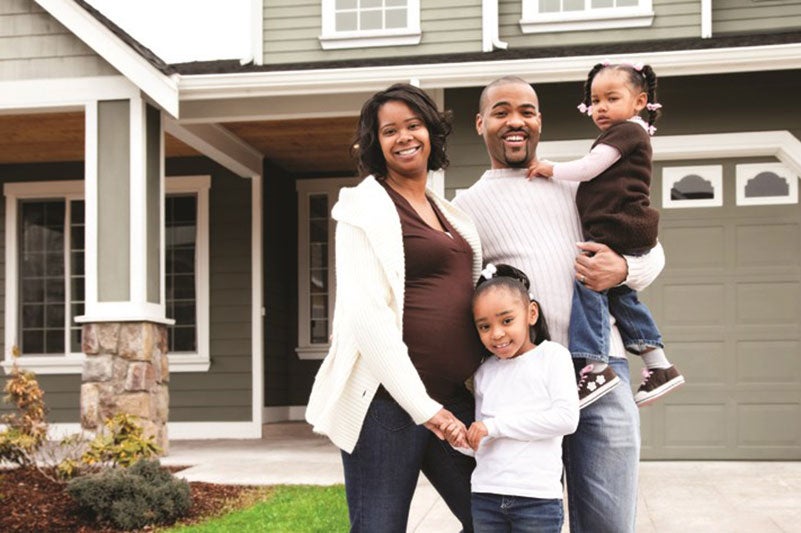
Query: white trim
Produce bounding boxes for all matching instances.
[0,76,138,111]
[2,177,212,374]
[520,2,653,34]
[0,421,262,440]
[250,0,264,65]
[662,165,723,209]
[178,42,801,100]
[701,0,712,39]
[482,0,508,52]
[263,406,307,423]
[538,130,801,179]
[164,119,264,177]
[319,0,421,50]
[167,421,263,439]
[251,174,265,434]
[33,0,179,117]
[736,163,799,206]
[85,103,99,308]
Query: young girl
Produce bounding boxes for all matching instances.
[529,62,684,408]
[447,263,579,533]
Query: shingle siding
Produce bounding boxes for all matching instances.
[0,0,117,81]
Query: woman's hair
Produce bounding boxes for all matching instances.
[351,83,453,179]
[474,263,551,345]
[581,62,661,130]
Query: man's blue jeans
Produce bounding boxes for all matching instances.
[341,393,475,533]
[569,280,663,363]
[472,492,563,533]
[563,357,640,533]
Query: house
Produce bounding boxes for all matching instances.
[1,0,799,459]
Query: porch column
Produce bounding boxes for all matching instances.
[77,95,171,452]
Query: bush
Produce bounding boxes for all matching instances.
[0,349,48,466]
[66,459,191,530]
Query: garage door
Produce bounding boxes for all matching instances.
[639,160,801,460]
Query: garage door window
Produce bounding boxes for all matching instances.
[736,163,798,206]
[662,165,723,209]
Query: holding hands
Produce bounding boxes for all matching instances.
[441,419,489,451]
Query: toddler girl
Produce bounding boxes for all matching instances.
[529,61,684,408]
[447,263,579,533]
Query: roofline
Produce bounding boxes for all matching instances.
[177,41,801,101]
[35,0,180,117]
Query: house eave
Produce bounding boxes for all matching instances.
[177,41,801,101]
[34,0,180,117]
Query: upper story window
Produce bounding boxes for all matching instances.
[520,0,654,34]
[319,0,421,50]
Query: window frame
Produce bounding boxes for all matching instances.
[662,165,724,209]
[2,175,210,374]
[520,0,654,34]
[319,0,422,50]
[296,177,359,360]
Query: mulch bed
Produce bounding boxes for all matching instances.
[0,466,257,532]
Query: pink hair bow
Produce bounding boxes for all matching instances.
[646,103,663,111]
[577,103,593,116]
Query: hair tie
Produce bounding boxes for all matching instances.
[647,125,657,136]
[480,263,497,280]
[577,103,593,116]
[646,103,662,111]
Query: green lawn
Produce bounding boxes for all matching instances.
[164,484,349,533]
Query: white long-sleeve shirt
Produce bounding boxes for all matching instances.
[471,341,579,499]
[453,169,664,355]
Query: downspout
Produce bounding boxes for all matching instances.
[701,0,712,39]
[482,0,508,52]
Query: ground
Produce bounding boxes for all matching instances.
[0,466,254,532]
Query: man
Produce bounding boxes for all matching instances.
[453,76,664,533]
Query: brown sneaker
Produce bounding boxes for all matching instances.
[634,366,685,407]
[577,364,621,409]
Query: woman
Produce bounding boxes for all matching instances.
[306,84,485,532]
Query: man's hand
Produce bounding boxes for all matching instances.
[575,242,627,291]
[467,421,489,451]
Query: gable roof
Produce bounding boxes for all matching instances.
[34,0,179,116]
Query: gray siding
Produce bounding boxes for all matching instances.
[167,158,253,422]
[444,70,801,197]
[262,0,482,65]
[499,0,701,48]
[713,0,801,35]
[0,0,117,81]
[0,158,254,424]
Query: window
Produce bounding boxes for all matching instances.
[662,166,723,209]
[3,176,210,374]
[736,163,798,206]
[520,0,653,34]
[296,177,358,359]
[319,0,421,50]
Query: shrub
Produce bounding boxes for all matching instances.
[0,348,48,466]
[81,413,161,469]
[66,459,191,530]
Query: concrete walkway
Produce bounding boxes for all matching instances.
[161,422,801,532]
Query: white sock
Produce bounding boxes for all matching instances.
[590,361,608,373]
[641,348,671,370]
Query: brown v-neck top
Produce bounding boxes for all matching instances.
[381,182,484,404]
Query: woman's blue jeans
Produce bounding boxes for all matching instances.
[341,393,476,533]
[472,492,564,533]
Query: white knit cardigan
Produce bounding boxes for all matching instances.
[305,176,483,453]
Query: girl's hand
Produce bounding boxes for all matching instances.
[425,408,466,441]
[575,241,627,291]
[526,161,554,180]
[467,421,489,451]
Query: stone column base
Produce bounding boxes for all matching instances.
[81,322,170,454]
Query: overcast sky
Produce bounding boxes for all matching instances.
[86,0,252,64]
